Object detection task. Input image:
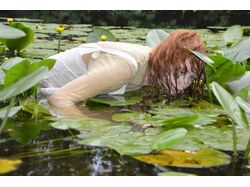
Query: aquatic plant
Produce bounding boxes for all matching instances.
[55,25,64,53]
[0,23,34,56]
[0,57,55,134]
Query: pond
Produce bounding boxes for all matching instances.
[0,100,249,176]
[1,20,250,176]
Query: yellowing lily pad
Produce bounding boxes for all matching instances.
[158,171,196,176]
[134,149,231,168]
[0,158,22,174]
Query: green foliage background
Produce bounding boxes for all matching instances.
[1,11,250,28]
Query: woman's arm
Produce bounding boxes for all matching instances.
[48,53,135,117]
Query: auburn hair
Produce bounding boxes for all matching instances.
[144,29,206,101]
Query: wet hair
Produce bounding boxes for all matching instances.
[144,29,206,101]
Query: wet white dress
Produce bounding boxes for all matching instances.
[38,43,140,98]
[37,42,151,116]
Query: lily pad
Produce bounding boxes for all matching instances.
[152,128,188,150]
[158,171,196,176]
[153,115,199,128]
[5,119,48,144]
[87,95,142,107]
[112,112,151,124]
[134,149,231,168]
[183,126,250,151]
[50,118,111,130]
[0,158,22,174]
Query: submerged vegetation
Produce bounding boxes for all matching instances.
[0,18,250,176]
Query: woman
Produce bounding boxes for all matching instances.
[38,29,206,117]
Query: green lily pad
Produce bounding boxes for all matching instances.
[87,95,143,107]
[50,118,111,131]
[112,112,151,124]
[153,115,199,128]
[5,119,47,144]
[184,126,250,151]
[152,128,188,150]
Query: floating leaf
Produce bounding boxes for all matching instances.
[183,126,250,151]
[50,117,111,130]
[134,149,231,168]
[223,25,243,44]
[211,81,248,128]
[152,128,188,151]
[146,29,169,47]
[87,95,142,107]
[154,115,199,127]
[107,142,152,155]
[112,112,151,124]
[158,171,196,176]
[0,158,22,174]
[5,119,47,144]
[151,104,221,127]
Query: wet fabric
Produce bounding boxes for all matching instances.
[38,42,151,117]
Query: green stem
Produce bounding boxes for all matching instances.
[0,97,16,135]
[244,136,250,158]
[57,32,61,53]
[205,67,212,103]
[231,120,238,158]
